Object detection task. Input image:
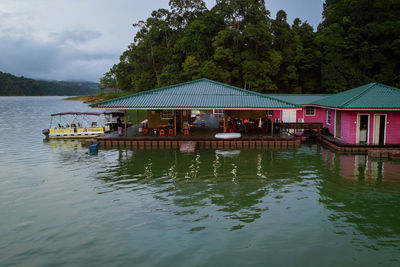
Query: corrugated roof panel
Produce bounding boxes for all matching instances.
[267,94,331,105]
[311,83,400,108]
[91,78,301,109]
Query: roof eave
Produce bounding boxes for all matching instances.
[92,106,302,110]
[305,104,400,110]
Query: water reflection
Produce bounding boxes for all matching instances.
[319,147,400,251]
[3,94,400,265]
[47,139,83,151]
[321,147,400,183]
[94,148,315,230]
[37,135,400,263]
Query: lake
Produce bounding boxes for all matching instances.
[1,96,400,266]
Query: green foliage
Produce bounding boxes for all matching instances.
[318,0,400,91]
[99,69,118,93]
[103,0,400,94]
[0,72,99,96]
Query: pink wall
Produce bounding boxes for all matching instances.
[322,110,400,145]
[386,112,400,144]
[296,110,303,121]
[323,109,335,134]
[340,111,355,143]
[302,107,326,123]
[267,110,282,121]
[268,107,400,145]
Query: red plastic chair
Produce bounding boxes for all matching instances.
[169,128,174,135]
[184,129,190,136]
[159,129,165,136]
[142,128,149,134]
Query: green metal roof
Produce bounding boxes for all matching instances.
[311,83,400,109]
[265,94,331,105]
[90,78,301,109]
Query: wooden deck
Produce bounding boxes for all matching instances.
[83,137,301,149]
[321,134,400,153]
[79,123,327,149]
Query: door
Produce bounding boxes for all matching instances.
[335,110,341,138]
[282,110,297,122]
[282,110,297,134]
[373,114,386,145]
[358,114,369,144]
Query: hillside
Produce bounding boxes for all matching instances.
[104,0,400,94]
[0,72,100,96]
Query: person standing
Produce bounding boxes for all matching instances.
[117,117,123,136]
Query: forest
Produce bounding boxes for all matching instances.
[102,0,400,94]
[0,72,99,96]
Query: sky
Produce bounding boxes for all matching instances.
[0,0,324,82]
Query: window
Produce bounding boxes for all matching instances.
[305,106,315,116]
[267,110,273,116]
[327,110,331,125]
[213,109,224,118]
[161,110,174,119]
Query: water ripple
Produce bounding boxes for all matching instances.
[1,97,400,266]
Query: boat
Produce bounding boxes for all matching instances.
[42,112,105,139]
[214,132,241,139]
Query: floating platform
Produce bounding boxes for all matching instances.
[82,138,301,150]
[320,134,400,154]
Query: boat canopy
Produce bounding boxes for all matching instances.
[51,112,102,116]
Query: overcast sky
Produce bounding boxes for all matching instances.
[0,0,324,82]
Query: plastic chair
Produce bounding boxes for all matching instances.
[169,128,174,135]
[159,129,165,136]
[184,129,190,136]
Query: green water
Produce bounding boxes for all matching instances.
[1,97,400,266]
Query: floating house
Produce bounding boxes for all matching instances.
[89,78,400,150]
[90,78,303,135]
[308,83,400,145]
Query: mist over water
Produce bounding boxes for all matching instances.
[1,97,400,266]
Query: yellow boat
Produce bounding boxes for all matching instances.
[42,112,105,139]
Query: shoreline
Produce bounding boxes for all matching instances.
[64,92,130,104]
[64,95,107,104]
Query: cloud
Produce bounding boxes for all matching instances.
[0,10,116,82]
[0,35,118,82]
[49,29,101,45]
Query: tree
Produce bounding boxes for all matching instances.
[99,70,119,93]
[317,0,400,91]
[101,0,400,95]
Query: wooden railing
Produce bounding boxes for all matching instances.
[277,123,323,130]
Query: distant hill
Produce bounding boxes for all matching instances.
[0,72,100,96]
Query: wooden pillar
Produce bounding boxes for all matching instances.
[223,111,227,132]
[136,110,139,124]
[180,110,183,133]
[174,110,177,136]
[271,118,274,136]
[124,110,127,137]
